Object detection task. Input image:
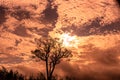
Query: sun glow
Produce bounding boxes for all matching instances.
[60,33,79,48]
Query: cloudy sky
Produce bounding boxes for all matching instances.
[0,0,120,79]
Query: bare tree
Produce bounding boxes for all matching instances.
[32,37,72,80]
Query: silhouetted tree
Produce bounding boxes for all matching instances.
[32,37,72,80]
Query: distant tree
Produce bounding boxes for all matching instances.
[32,37,72,80]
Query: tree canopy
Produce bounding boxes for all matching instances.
[32,37,72,80]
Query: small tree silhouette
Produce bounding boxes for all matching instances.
[32,37,72,80]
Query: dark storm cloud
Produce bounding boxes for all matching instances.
[80,43,120,65]
[61,17,120,36]
[37,27,53,37]
[100,20,120,34]
[12,25,31,37]
[11,6,31,21]
[27,0,59,37]
[40,0,58,26]
[27,26,54,37]
[0,5,8,25]
[57,61,120,80]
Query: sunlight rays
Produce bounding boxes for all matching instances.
[60,33,79,48]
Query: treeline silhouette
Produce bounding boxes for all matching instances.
[0,67,74,80]
[0,67,24,80]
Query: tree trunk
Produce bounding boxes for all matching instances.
[46,56,49,80]
[48,76,52,80]
[49,65,55,80]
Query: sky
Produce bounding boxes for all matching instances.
[0,0,120,79]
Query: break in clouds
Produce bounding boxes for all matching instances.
[0,0,120,79]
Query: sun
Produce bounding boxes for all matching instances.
[60,33,79,48]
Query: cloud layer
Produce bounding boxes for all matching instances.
[0,0,120,79]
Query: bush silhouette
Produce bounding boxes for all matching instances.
[0,67,24,80]
[0,66,78,80]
